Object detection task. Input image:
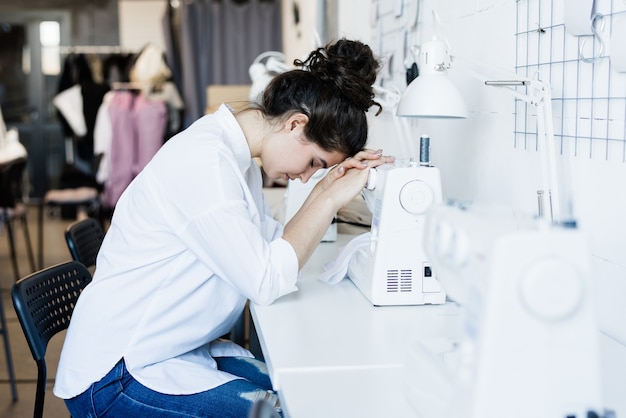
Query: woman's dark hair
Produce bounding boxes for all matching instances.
[255,39,382,156]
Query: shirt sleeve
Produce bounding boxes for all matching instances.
[144,110,298,305]
[178,200,299,306]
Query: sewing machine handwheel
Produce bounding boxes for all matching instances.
[519,257,583,321]
[399,180,434,214]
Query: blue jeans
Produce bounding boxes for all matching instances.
[64,357,282,417]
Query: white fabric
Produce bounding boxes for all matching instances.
[93,92,114,184]
[0,128,27,164]
[208,339,254,358]
[130,43,172,85]
[0,106,27,163]
[319,233,371,284]
[248,51,291,103]
[54,104,299,398]
[52,84,87,136]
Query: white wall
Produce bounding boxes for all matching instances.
[118,0,167,52]
[334,0,626,414]
[282,0,324,63]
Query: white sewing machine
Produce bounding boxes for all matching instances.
[346,139,446,306]
[404,202,608,418]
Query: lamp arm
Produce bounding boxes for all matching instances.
[534,81,562,224]
[491,78,561,223]
[461,58,563,223]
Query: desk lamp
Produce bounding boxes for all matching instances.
[394,35,466,179]
[396,32,566,224]
[396,38,468,119]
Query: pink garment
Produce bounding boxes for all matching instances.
[104,91,167,209]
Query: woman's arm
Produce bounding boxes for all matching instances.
[283,149,393,269]
[284,149,385,229]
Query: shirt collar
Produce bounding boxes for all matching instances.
[215,103,252,174]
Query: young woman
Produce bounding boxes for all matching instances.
[54,38,393,417]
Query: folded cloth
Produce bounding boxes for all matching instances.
[318,232,371,285]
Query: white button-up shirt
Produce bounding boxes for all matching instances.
[54,104,299,398]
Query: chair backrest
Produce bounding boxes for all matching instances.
[0,157,27,209]
[12,261,92,362]
[65,217,105,268]
[11,261,92,418]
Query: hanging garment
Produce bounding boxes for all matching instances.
[53,84,87,137]
[103,91,167,209]
[0,107,27,164]
[93,91,114,185]
[56,54,94,138]
[79,80,111,162]
[146,81,185,139]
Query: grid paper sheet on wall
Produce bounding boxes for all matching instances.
[516,0,626,162]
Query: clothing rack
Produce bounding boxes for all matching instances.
[111,81,151,92]
[59,45,137,54]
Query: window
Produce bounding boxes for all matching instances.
[40,20,60,75]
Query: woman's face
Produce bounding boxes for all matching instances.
[260,115,346,183]
[262,135,345,183]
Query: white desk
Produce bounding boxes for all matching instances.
[251,233,626,418]
[250,233,461,418]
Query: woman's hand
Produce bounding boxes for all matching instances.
[337,148,393,175]
[326,148,394,183]
[321,148,394,208]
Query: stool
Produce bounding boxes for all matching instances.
[37,187,102,269]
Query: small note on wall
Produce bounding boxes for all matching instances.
[564,0,595,36]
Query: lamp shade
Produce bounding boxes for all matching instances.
[396,39,468,119]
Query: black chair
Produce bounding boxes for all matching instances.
[11,261,93,418]
[64,217,105,269]
[0,284,17,402]
[1,157,36,281]
[0,157,32,402]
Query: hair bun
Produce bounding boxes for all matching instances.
[296,39,381,114]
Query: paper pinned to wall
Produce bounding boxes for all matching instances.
[564,0,595,36]
[610,14,626,72]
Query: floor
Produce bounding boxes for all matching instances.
[0,204,82,418]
